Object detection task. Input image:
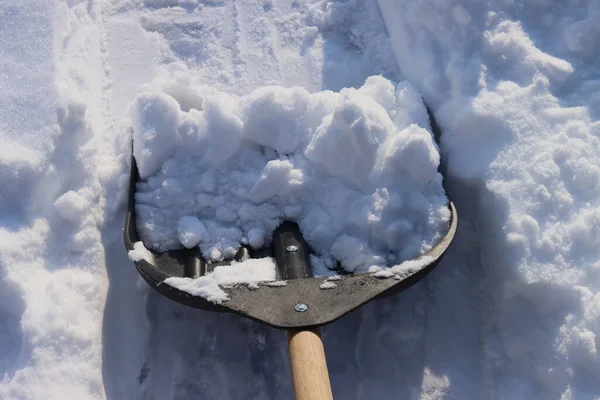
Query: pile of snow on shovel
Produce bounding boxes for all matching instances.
[130,75,449,281]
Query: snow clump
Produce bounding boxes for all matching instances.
[132,76,449,275]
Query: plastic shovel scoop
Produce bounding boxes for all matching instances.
[124,114,457,400]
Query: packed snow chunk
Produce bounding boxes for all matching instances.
[357,75,397,114]
[371,124,440,191]
[177,216,207,248]
[393,81,431,130]
[196,93,243,166]
[371,269,395,279]
[240,86,314,155]
[161,178,183,196]
[54,190,89,222]
[132,77,449,273]
[331,235,386,273]
[306,87,395,191]
[165,257,276,303]
[389,256,435,279]
[210,257,276,285]
[249,159,304,203]
[247,228,265,249]
[164,275,228,303]
[128,241,152,262]
[131,91,182,178]
[310,254,338,277]
[319,281,338,290]
[175,98,243,167]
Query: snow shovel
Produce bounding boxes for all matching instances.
[124,110,458,399]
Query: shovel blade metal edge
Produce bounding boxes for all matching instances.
[124,156,457,329]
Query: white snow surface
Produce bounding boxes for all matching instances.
[1,0,599,399]
[320,280,337,290]
[132,76,450,273]
[127,241,152,262]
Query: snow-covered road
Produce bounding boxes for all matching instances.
[1,0,599,399]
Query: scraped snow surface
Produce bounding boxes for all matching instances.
[1,0,599,399]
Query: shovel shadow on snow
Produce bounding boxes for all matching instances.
[103,271,434,399]
[416,173,593,399]
[135,292,292,400]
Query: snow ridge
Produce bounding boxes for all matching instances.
[378,0,600,397]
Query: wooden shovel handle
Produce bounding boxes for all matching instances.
[287,328,333,400]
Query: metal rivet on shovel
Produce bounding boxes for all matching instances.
[286,245,299,252]
[295,303,308,312]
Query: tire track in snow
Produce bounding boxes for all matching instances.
[230,0,245,81]
[234,0,283,87]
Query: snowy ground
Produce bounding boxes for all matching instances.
[1,0,599,399]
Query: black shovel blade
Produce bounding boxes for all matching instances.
[124,155,457,329]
